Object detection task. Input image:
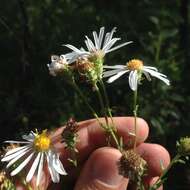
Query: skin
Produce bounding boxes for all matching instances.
[16,117,170,190]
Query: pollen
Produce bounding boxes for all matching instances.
[127,59,143,71]
[34,130,51,151]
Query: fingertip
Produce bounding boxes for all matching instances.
[109,117,149,146]
[74,147,129,190]
[88,117,149,148]
[137,143,170,176]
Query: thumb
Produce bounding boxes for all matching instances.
[74,147,129,190]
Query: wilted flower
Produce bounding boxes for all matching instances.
[64,27,132,63]
[47,55,70,76]
[1,130,67,187]
[0,170,16,190]
[103,59,170,91]
[62,118,78,149]
[118,150,147,182]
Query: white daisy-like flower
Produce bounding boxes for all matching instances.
[47,55,70,76]
[103,59,170,91]
[64,27,132,63]
[1,130,67,187]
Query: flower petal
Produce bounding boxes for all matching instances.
[2,146,31,162]
[106,41,133,53]
[6,148,32,168]
[85,36,96,51]
[144,66,158,71]
[129,70,138,91]
[92,31,99,49]
[26,152,41,182]
[103,32,111,47]
[102,38,120,52]
[22,132,35,142]
[143,68,167,78]
[3,145,28,157]
[143,68,170,85]
[36,152,44,187]
[143,71,151,81]
[107,70,128,83]
[52,154,67,175]
[64,44,82,53]
[98,27,105,49]
[11,152,34,176]
[103,65,126,69]
[4,141,31,144]
[103,69,126,78]
[46,151,60,183]
[105,27,117,45]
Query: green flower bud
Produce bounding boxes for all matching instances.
[177,137,190,156]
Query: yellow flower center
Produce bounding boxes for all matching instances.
[34,130,51,151]
[127,59,143,71]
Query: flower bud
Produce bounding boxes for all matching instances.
[177,137,190,156]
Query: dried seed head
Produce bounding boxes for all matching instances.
[62,118,78,137]
[177,137,190,156]
[0,171,6,184]
[48,55,70,76]
[0,170,16,189]
[62,118,78,149]
[75,58,94,74]
[118,150,147,182]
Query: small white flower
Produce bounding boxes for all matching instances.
[103,59,170,91]
[63,27,132,63]
[47,55,69,76]
[1,130,67,187]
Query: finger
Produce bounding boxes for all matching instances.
[15,181,26,190]
[129,176,163,190]
[28,117,149,189]
[137,143,170,177]
[74,147,128,190]
[144,177,163,190]
[52,117,149,166]
[30,169,50,190]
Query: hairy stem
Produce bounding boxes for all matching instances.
[95,83,121,150]
[149,154,181,190]
[133,88,138,150]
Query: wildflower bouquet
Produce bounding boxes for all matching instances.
[1,27,189,190]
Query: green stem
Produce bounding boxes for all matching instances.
[71,80,104,128]
[72,81,98,117]
[95,83,120,150]
[99,79,115,127]
[94,83,108,123]
[149,154,181,190]
[99,79,122,150]
[133,88,138,150]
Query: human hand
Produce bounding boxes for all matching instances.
[16,117,170,190]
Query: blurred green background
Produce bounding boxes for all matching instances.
[0,0,190,189]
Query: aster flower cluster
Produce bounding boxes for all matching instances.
[48,27,133,85]
[48,27,170,91]
[1,26,174,190]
